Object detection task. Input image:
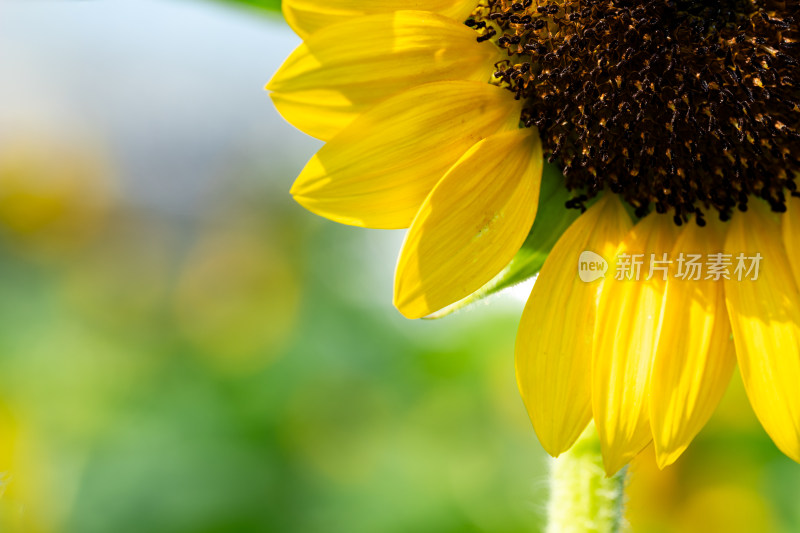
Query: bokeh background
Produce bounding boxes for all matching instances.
[0,1,798,532]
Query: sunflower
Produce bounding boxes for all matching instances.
[268,0,800,474]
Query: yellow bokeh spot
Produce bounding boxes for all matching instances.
[173,221,302,374]
[0,137,114,254]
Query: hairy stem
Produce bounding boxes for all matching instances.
[546,425,627,533]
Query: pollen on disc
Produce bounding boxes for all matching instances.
[468,0,800,224]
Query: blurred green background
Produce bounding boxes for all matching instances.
[0,2,797,532]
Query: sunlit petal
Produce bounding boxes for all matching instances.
[282,0,478,39]
[782,196,800,289]
[650,221,735,468]
[290,81,522,229]
[394,128,543,319]
[725,204,800,463]
[516,196,632,457]
[268,11,499,140]
[593,214,681,475]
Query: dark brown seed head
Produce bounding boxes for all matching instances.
[470,0,800,223]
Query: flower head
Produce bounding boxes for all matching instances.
[269,0,800,474]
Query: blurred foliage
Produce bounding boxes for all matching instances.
[0,131,798,533]
[0,139,113,258]
[0,138,550,533]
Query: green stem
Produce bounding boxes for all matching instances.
[546,425,627,533]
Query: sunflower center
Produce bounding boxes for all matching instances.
[469,0,800,224]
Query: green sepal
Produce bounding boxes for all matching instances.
[212,0,282,14]
[425,161,580,319]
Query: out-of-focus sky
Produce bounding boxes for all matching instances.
[0,0,316,211]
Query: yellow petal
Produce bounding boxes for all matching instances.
[282,0,479,39]
[515,196,632,457]
[290,81,522,229]
[592,213,681,475]
[725,204,800,463]
[393,128,542,319]
[268,11,500,140]
[268,90,361,143]
[650,220,735,468]
[782,196,800,289]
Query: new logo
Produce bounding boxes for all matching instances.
[578,251,608,282]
